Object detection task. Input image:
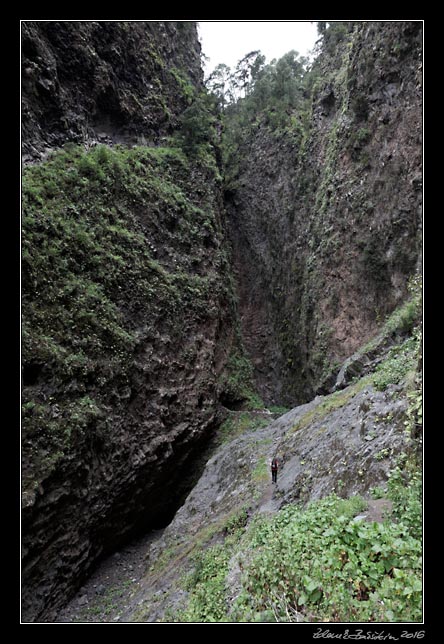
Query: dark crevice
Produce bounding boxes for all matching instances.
[44,418,223,621]
[22,362,44,386]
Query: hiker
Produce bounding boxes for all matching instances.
[271,457,279,484]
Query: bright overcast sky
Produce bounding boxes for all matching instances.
[197,21,319,76]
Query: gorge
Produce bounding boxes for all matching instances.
[21,20,423,623]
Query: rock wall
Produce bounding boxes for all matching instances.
[226,21,422,405]
[22,21,202,160]
[21,20,423,622]
[21,21,235,622]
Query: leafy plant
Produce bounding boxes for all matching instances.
[370,486,387,499]
[233,488,422,623]
[223,507,249,535]
[181,544,231,622]
[176,457,421,624]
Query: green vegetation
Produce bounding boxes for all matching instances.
[268,405,290,415]
[251,456,268,484]
[75,579,135,621]
[370,486,387,499]
[170,301,423,624]
[178,508,250,622]
[289,375,372,434]
[182,543,232,621]
[216,411,270,445]
[22,24,422,624]
[387,460,422,540]
[22,139,225,489]
[223,507,249,534]
[372,333,420,392]
[176,462,421,623]
[170,67,195,105]
[145,334,422,624]
[175,91,220,167]
[206,49,312,191]
[218,348,265,410]
[384,274,422,337]
[233,487,421,622]
[316,22,355,56]
[372,277,422,394]
[207,49,308,114]
[328,274,421,407]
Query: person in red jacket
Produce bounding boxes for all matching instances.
[271,457,279,484]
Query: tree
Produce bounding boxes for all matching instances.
[273,51,306,107]
[206,63,235,111]
[178,92,217,155]
[233,51,265,98]
[315,21,354,55]
[205,51,267,110]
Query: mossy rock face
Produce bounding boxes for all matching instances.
[21,135,233,621]
[222,21,422,406]
[21,19,423,624]
[22,21,204,160]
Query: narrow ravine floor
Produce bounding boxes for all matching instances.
[55,529,165,623]
[54,482,282,623]
[53,385,403,623]
[54,409,281,623]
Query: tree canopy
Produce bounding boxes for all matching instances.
[206,49,309,113]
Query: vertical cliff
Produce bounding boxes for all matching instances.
[21,21,235,622]
[21,21,203,160]
[225,21,422,405]
[21,20,423,623]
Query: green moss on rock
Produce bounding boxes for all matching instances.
[22,141,227,494]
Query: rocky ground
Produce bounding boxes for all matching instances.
[54,379,408,623]
[55,529,165,623]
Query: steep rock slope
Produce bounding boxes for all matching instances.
[53,312,421,622]
[21,21,235,622]
[22,21,202,160]
[225,21,422,405]
[21,20,423,623]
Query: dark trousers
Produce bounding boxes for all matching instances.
[272,469,277,483]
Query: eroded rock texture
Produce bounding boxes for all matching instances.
[21,21,233,622]
[226,21,422,405]
[22,21,202,160]
[21,20,422,622]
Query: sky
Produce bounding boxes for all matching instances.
[197,21,319,77]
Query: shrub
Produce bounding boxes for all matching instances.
[181,544,231,622]
[372,337,418,391]
[177,93,218,155]
[233,488,422,623]
[384,276,422,336]
[219,349,264,410]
